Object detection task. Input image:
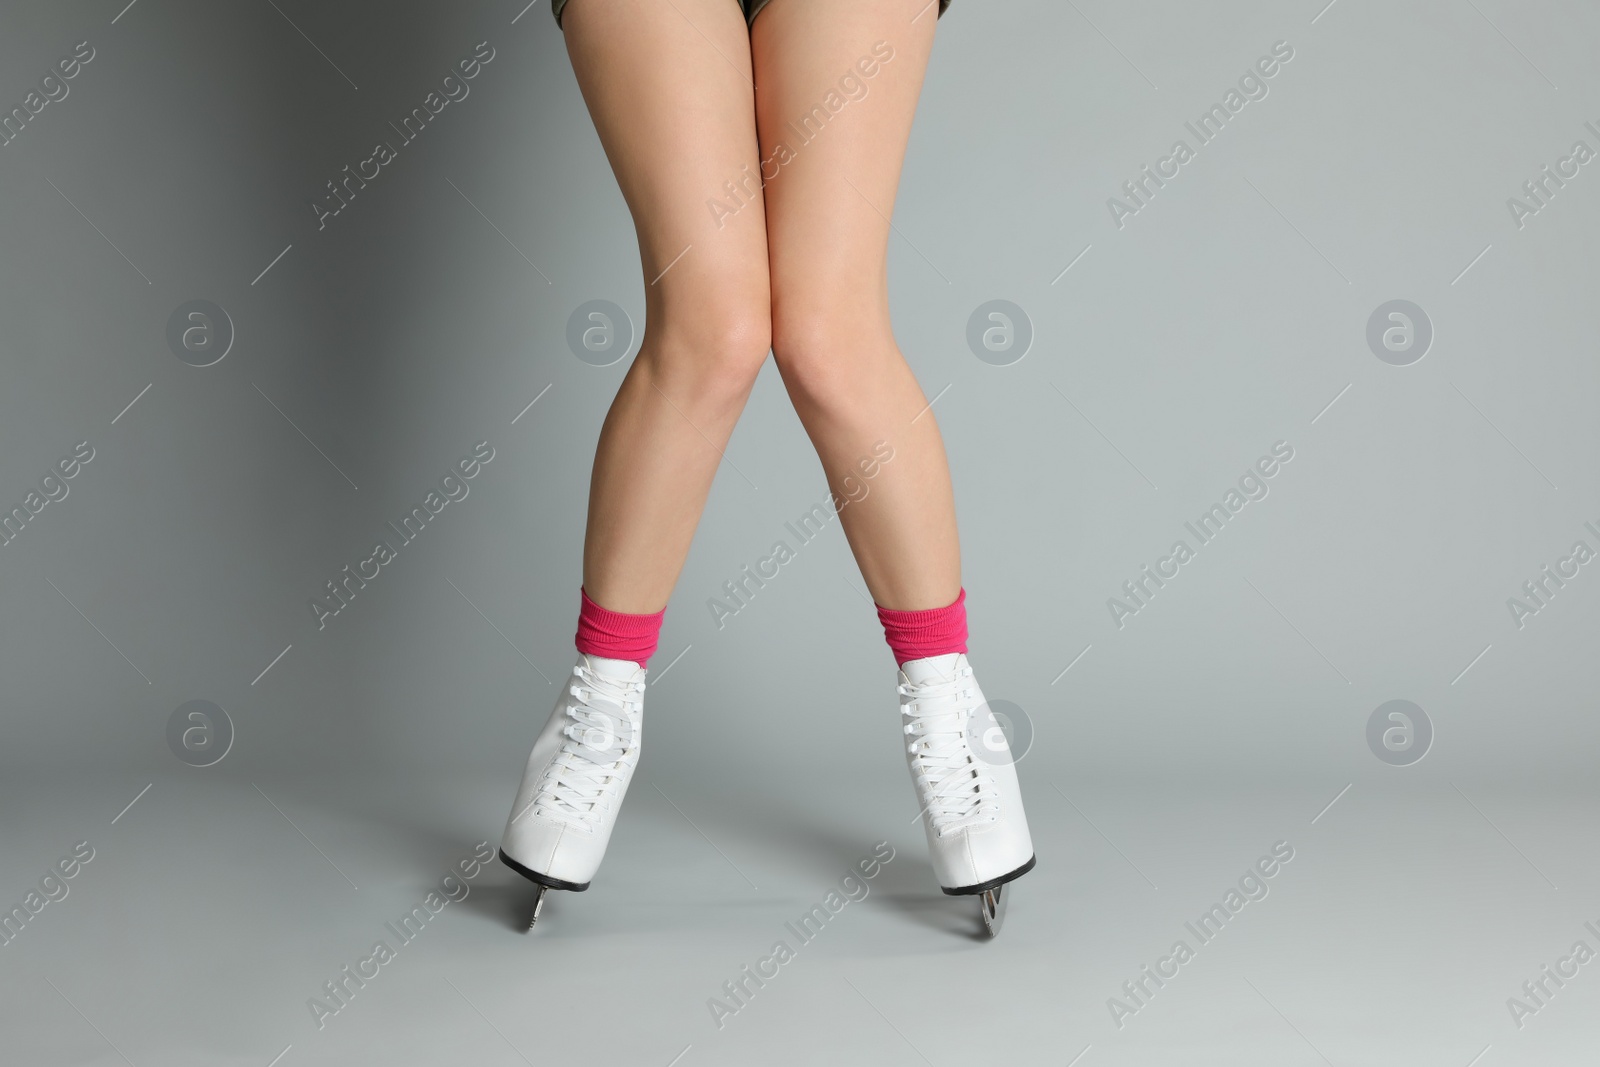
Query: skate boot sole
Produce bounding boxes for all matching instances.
[940,854,1035,896]
[499,847,591,892]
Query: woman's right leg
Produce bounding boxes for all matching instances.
[499,0,769,910]
[563,0,773,616]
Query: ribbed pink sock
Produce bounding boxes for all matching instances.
[875,587,968,666]
[574,587,665,669]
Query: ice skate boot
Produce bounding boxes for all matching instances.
[899,652,1035,937]
[500,653,645,928]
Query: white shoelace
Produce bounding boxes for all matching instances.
[900,663,1000,836]
[531,664,643,829]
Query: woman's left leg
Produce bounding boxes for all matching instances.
[749,0,955,614]
[750,0,1035,908]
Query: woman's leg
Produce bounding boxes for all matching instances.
[749,0,954,612]
[500,0,773,907]
[563,0,774,615]
[751,2,1034,911]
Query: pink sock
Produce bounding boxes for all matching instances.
[575,587,665,669]
[876,587,968,665]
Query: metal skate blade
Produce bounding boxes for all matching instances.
[979,884,1007,938]
[526,886,547,931]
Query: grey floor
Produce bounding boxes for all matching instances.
[5,0,1600,1063]
[4,765,1598,1065]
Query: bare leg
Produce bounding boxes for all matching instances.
[564,0,773,613]
[750,0,958,611]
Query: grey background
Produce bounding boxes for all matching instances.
[2,0,1598,1064]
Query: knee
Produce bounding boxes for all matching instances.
[770,301,890,415]
[646,298,772,412]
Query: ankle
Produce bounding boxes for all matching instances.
[574,586,665,668]
[876,587,968,665]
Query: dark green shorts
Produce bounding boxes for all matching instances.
[552,0,950,30]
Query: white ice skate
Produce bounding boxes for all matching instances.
[899,652,1035,937]
[500,653,645,928]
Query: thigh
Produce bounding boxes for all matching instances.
[562,0,771,316]
[749,0,938,320]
